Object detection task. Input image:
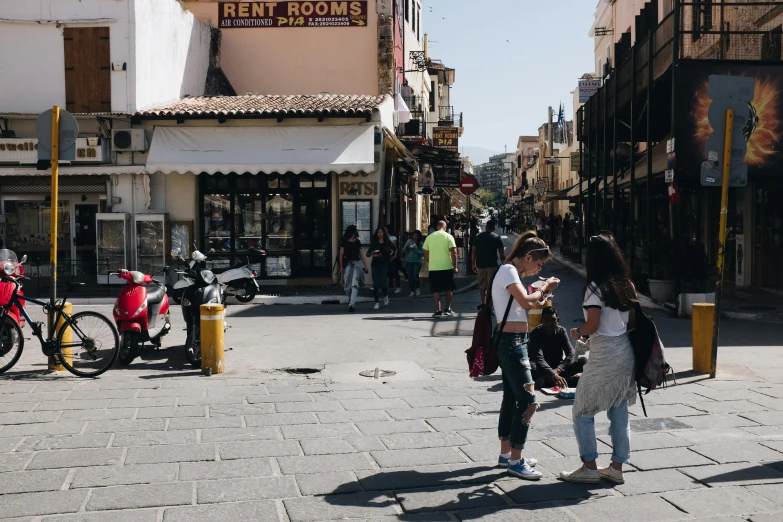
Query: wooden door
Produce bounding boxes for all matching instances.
[64,27,111,113]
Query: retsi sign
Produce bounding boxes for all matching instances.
[219,1,368,28]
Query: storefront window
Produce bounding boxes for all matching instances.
[3,200,71,269]
[204,194,232,252]
[136,220,165,276]
[266,194,294,252]
[235,196,264,250]
[97,218,126,277]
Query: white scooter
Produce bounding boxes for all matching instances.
[210,248,264,304]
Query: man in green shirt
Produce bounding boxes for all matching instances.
[423,221,459,318]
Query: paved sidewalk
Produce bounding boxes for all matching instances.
[0,367,782,521]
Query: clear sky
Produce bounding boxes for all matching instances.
[422,0,597,158]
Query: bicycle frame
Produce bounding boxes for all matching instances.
[4,284,91,356]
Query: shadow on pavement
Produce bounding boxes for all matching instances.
[320,465,608,515]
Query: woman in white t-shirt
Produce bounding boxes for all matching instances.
[560,233,638,486]
[490,231,559,481]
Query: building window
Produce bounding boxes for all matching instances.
[417,5,421,40]
[63,27,111,113]
[405,0,409,22]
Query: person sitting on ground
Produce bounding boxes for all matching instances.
[529,306,587,389]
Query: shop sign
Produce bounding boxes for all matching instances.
[0,138,106,164]
[418,164,435,190]
[339,181,378,196]
[432,127,459,152]
[0,139,38,164]
[433,165,460,188]
[218,1,368,28]
[570,152,581,172]
[578,79,602,103]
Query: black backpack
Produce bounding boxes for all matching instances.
[628,302,675,416]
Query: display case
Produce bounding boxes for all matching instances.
[134,214,166,278]
[96,213,130,284]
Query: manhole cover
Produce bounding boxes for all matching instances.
[737,305,777,312]
[359,369,397,378]
[282,368,322,375]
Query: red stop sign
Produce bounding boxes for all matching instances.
[460,175,479,195]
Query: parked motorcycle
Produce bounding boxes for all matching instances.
[111,269,172,366]
[212,248,265,304]
[170,248,226,368]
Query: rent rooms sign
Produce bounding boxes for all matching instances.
[219,1,369,28]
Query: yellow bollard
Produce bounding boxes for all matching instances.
[200,303,224,376]
[692,303,715,373]
[48,302,72,371]
[527,299,553,330]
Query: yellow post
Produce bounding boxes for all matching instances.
[710,109,734,379]
[47,302,72,371]
[49,106,60,340]
[200,303,224,375]
[692,303,715,373]
[527,299,553,330]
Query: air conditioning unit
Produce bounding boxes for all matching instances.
[111,129,147,152]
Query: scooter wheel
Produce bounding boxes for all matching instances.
[185,325,201,369]
[119,334,139,366]
[234,282,257,304]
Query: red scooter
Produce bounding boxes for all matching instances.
[0,250,25,328]
[112,269,171,366]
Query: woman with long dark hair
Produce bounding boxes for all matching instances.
[491,231,559,480]
[339,225,369,313]
[403,230,425,297]
[368,227,393,310]
[560,233,638,485]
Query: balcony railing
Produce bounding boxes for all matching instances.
[679,1,783,61]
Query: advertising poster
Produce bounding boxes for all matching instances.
[674,63,783,180]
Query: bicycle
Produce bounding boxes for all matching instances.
[0,264,119,378]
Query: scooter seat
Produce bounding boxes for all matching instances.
[143,285,166,305]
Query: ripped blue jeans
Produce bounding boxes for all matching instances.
[498,333,538,450]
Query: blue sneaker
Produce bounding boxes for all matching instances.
[498,455,538,468]
[507,460,543,481]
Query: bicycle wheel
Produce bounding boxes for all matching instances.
[0,316,23,374]
[57,311,119,378]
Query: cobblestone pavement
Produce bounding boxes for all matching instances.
[0,369,782,522]
[1,236,782,521]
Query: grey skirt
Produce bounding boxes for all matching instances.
[572,333,637,418]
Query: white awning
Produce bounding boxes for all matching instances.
[146,125,376,175]
[0,165,145,176]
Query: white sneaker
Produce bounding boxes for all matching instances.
[394,288,401,294]
[599,466,625,484]
[408,291,416,298]
[415,290,421,296]
[383,296,389,306]
[560,465,601,484]
[373,303,380,310]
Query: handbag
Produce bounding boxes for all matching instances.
[467,266,514,377]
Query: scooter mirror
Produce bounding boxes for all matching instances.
[171,248,181,257]
[19,255,27,264]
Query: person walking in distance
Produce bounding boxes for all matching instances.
[472,219,506,306]
[367,228,393,310]
[403,230,425,297]
[493,231,559,480]
[560,233,638,485]
[387,235,403,294]
[423,221,458,318]
[339,225,369,313]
